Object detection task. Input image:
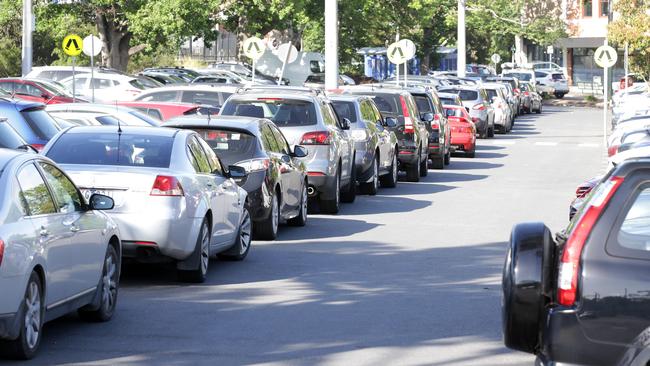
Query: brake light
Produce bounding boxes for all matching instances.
[0,239,4,267]
[524,92,530,97]
[235,158,270,172]
[301,131,331,145]
[150,175,184,196]
[257,97,283,101]
[513,88,520,94]
[471,117,479,123]
[473,104,486,111]
[558,176,624,306]
[31,144,45,151]
[307,172,326,176]
[400,96,414,134]
[607,145,619,157]
[431,114,440,129]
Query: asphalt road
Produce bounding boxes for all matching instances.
[3,106,606,366]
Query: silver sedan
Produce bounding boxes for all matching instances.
[0,149,120,359]
[43,126,251,283]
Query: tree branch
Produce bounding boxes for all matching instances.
[465,5,527,26]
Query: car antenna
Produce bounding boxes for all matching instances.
[115,100,122,134]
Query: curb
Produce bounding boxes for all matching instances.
[543,98,604,109]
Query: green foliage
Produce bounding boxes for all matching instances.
[0,38,20,77]
[609,0,650,77]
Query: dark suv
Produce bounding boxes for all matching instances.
[343,87,429,182]
[502,158,650,366]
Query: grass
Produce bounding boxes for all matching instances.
[584,95,598,102]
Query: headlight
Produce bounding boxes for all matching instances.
[350,129,368,141]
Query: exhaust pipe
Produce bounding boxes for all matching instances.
[307,186,316,196]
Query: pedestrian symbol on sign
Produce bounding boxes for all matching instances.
[594,45,617,68]
[62,34,83,57]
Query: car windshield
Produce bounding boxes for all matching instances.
[46,133,174,168]
[551,73,565,80]
[413,95,433,113]
[331,101,358,122]
[36,80,73,97]
[504,72,532,81]
[20,108,60,139]
[0,122,27,148]
[486,89,499,100]
[192,128,258,166]
[222,98,318,126]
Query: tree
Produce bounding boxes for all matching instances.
[609,0,650,77]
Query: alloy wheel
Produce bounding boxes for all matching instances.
[24,281,41,350]
[101,254,117,313]
[239,210,252,254]
[300,186,308,222]
[200,221,210,276]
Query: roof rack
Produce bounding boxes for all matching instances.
[236,85,324,96]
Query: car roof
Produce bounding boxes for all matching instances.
[139,85,239,93]
[46,103,138,113]
[438,85,481,91]
[328,94,366,103]
[0,148,27,171]
[62,125,180,137]
[163,115,263,132]
[341,85,410,96]
[437,92,460,98]
[0,97,45,111]
[228,91,318,102]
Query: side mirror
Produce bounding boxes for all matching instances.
[384,117,398,128]
[89,194,114,210]
[535,81,540,85]
[292,145,308,158]
[227,165,247,179]
[420,112,434,122]
[340,118,351,130]
[465,107,470,113]
[41,94,50,99]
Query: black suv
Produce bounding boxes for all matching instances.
[503,158,650,366]
[343,87,429,182]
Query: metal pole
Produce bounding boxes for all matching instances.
[457,0,466,78]
[624,42,629,83]
[252,59,256,85]
[324,0,339,90]
[395,61,399,86]
[404,62,408,87]
[72,57,76,103]
[21,0,33,76]
[278,45,291,86]
[91,36,95,103]
[603,41,608,147]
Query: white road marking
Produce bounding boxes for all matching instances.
[578,143,600,148]
[535,142,558,146]
[492,141,516,145]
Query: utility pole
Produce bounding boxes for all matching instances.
[21,0,33,76]
[457,0,466,77]
[324,0,339,90]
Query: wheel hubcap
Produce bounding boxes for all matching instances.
[24,281,40,349]
[102,254,117,312]
[373,159,379,189]
[301,186,307,221]
[271,196,279,234]
[392,155,397,180]
[239,210,252,254]
[335,175,340,205]
[200,222,210,275]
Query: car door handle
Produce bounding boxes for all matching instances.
[70,225,80,233]
[206,182,213,187]
[39,227,49,237]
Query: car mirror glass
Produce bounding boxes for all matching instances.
[420,112,434,122]
[89,194,114,210]
[292,145,308,158]
[384,117,397,128]
[340,118,351,130]
[227,165,247,179]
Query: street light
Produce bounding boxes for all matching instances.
[21,0,33,76]
[457,0,466,77]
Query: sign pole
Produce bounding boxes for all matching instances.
[278,44,292,86]
[603,63,608,147]
[90,37,94,103]
[395,60,399,86]
[72,57,76,103]
[252,59,256,85]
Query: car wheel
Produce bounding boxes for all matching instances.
[340,159,356,203]
[379,152,398,188]
[536,104,542,114]
[555,93,564,99]
[320,170,340,214]
[361,156,379,195]
[419,153,429,177]
[79,245,119,322]
[488,126,495,138]
[502,222,555,354]
[288,183,308,226]
[466,148,476,158]
[0,272,43,360]
[253,193,279,240]
[406,153,420,182]
[219,207,252,261]
[178,217,210,283]
[444,150,451,165]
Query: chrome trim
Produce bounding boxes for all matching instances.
[46,286,97,310]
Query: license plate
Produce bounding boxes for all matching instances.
[81,189,113,201]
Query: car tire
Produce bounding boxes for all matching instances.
[288,183,308,227]
[361,156,379,196]
[78,245,119,322]
[219,207,252,261]
[320,170,340,214]
[406,154,420,182]
[555,93,565,99]
[419,153,429,177]
[340,159,356,203]
[253,193,279,240]
[0,272,43,360]
[379,152,398,188]
[488,126,495,138]
[502,222,555,354]
[536,104,542,114]
[178,217,211,283]
[444,150,451,165]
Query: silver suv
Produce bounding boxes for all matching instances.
[220,87,356,214]
[437,85,495,138]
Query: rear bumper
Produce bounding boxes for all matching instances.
[307,174,338,200]
[451,134,475,150]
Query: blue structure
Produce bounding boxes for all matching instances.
[357,47,421,81]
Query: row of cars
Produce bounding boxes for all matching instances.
[502,83,650,365]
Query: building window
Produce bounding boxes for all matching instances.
[583,0,593,17]
[600,0,609,17]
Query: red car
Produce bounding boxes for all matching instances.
[443,105,477,158]
[0,78,77,104]
[116,101,203,121]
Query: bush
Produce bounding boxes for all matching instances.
[0,39,21,77]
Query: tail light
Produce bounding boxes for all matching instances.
[31,144,45,151]
[431,114,440,129]
[301,131,331,145]
[524,91,530,97]
[513,88,520,94]
[235,158,270,172]
[0,239,4,267]
[473,104,486,111]
[471,117,479,123]
[558,176,624,306]
[400,96,415,134]
[607,145,619,157]
[150,175,184,196]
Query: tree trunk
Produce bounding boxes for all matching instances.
[514,34,526,64]
[96,11,132,72]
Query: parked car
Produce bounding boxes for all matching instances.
[483,83,512,133]
[0,97,61,151]
[116,101,204,121]
[0,78,78,104]
[535,70,569,99]
[437,85,495,138]
[608,119,650,156]
[138,71,186,85]
[164,115,309,240]
[521,82,543,114]
[443,105,476,157]
[0,118,37,152]
[25,66,126,82]
[46,104,160,127]
[503,158,650,366]
[58,73,155,102]
[43,126,251,283]
[192,74,242,85]
[437,92,462,106]
[142,67,202,83]
[501,68,537,85]
[330,95,399,193]
[0,149,120,359]
[485,76,523,115]
[133,85,238,110]
[342,86,430,181]
[220,87,357,213]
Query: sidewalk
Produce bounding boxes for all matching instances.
[543,94,604,109]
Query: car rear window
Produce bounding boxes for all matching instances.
[181,91,230,107]
[20,109,60,140]
[46,133,174,168]
[0,122,27,148]
[486,89,498,100]
[440,97,459,105]
[331,101,358,122]
[439,89,478,101]
[552,73,565,80]
[504,72,532,81]
[221,98,318,126]
[413,95,433,113]
[192,129,258,166]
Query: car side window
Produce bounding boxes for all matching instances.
[369,101,384,123]
[261,125,281,153]
[616,187,650,253]
[270,125,290,155]
[187,136,212,173]
[359,101,374,122]
[139,91,178,102]
[38,162,83,213]
[320,103,338,128]
[196,136,223,175]
[16,163,57,216]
